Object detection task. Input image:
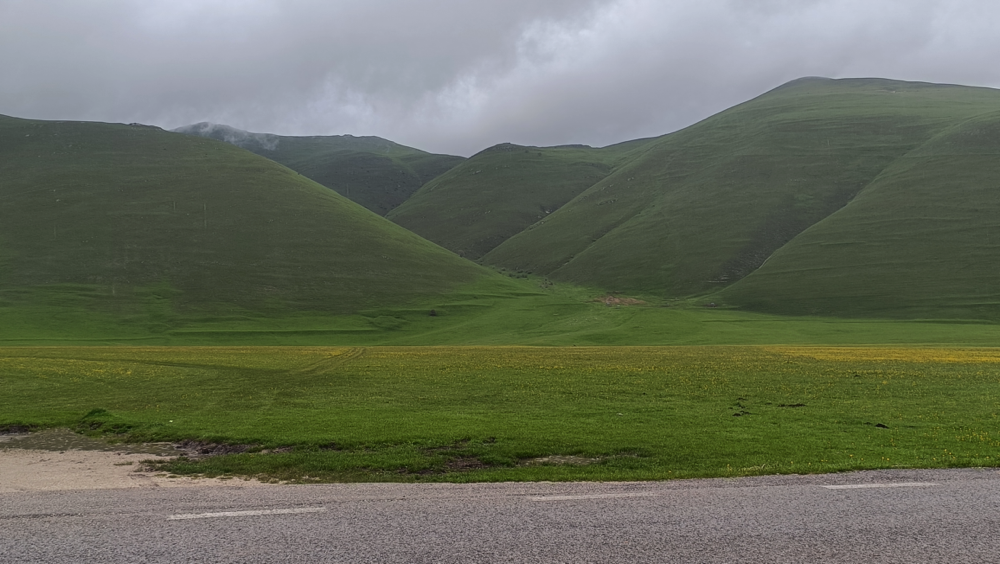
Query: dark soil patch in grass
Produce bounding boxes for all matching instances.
[423,438,473,453]
[0,424,36,435]
[1,428,177,455]
[443,457,490,472]
[172,440,259,458]
[402,456,491,475]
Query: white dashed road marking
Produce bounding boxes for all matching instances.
[822,482,939,490]
[167,507,327,520]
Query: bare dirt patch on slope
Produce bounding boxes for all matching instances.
[594,295,646,306]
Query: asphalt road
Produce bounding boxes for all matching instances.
[2,468,998,563]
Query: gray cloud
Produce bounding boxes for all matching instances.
[2,0,999,155]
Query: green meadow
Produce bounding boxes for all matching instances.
[6,277,1000,347]
[5,77,1000,482]
[3,345,999,482]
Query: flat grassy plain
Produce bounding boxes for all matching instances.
[3,345,999,482]
[8,277,1000,347]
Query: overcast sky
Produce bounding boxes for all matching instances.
[2,0,999,155]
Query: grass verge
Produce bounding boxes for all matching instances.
[3,346,999,482]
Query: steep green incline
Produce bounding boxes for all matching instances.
[720,110,1000,319]
[174,123,464,215]
[483,78,1000,298]
[0,115,493,325]
[386,140,650,259]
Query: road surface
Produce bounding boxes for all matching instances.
[2,468,998,563]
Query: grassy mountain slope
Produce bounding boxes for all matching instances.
[385,140,650,259]
[719,109,1000,319]
[0,115,497,331]
[173,123,464,215]
[483,78,1000,300]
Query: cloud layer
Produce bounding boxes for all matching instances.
[3,0,999,154]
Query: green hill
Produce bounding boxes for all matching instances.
[482,78,1000,309]
[0,115,497,335]
[173,123,464,215]
[6,77,1000,342]
[719,108,1000,319]
[386,140,650,259]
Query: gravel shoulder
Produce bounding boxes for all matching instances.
[0,430,270,492]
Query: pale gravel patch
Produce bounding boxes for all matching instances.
[0,448,270,492]
[521,455,601,466]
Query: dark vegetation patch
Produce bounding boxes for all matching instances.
[423,438,473,453]
[730,398,751,417]
[145,436,639,481]
[171,440,258,458]
[75,408,136,436]
[442,457,490,472]
[399,456,491,476]
[143,438,518,482]
[0,424,36,435]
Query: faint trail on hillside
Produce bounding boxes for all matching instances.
[0,355,246,373]
[292,347,366,376]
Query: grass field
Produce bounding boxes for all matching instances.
[3,345,999,482]
[7,277,1000,346]
[5,81,1000,485]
